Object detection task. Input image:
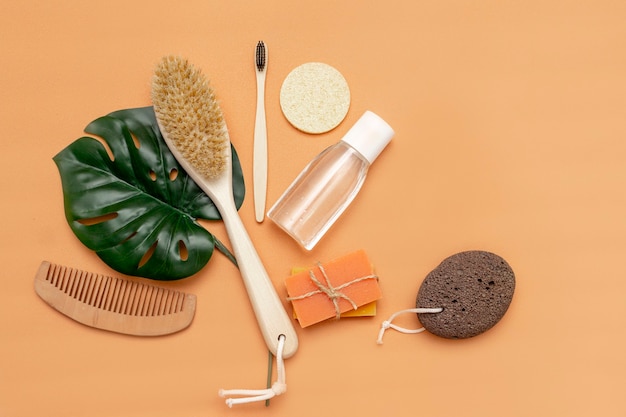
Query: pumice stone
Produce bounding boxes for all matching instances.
[416,250,515,339]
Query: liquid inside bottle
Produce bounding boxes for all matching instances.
[268,111,394,250]
[268,142,368,250]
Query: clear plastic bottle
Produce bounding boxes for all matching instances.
[268,111,394,250]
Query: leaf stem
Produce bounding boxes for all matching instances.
[214,237,238,267]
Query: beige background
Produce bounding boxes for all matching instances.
[1,1,625,416]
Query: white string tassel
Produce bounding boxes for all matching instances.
[219,334,288,408]
[377,307,443,344]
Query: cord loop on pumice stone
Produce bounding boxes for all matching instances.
[376,308,443,344]
[219,334,288,407]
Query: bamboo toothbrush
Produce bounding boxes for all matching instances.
[151,56,298,358]
[254,41,268,223]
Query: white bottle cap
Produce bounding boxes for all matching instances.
[340,111,394,164]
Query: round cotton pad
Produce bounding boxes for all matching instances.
[416,251,515,339]
[280,62,350,134]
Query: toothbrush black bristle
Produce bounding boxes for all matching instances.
[256,41,266,71]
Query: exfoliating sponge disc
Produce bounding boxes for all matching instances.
[416,251,515,339]
[280,62,350,134]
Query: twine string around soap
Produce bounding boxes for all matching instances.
[287,262,378,319]
[376,308,443,344]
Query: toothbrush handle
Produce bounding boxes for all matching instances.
[220,201,298,358]
[253,72,267,223]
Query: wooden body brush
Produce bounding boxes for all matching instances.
[151,56,298,357]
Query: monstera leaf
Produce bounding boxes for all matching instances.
[53,106,244,280]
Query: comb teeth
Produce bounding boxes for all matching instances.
[256,41,266,71]
[34,261,196,336]
[44,262,185,316]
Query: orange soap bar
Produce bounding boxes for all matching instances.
[292,266,377,318]
[285,250,382,328]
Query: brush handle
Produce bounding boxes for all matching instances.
[253,69,268,223]
[218,194,298,358]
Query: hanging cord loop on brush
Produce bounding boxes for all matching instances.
[377,307,443,344]
[219,334,288,407]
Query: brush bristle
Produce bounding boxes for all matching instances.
[256,41,266,71]
[151,56,228,179]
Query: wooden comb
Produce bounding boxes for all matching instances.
[34,261,196,336]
